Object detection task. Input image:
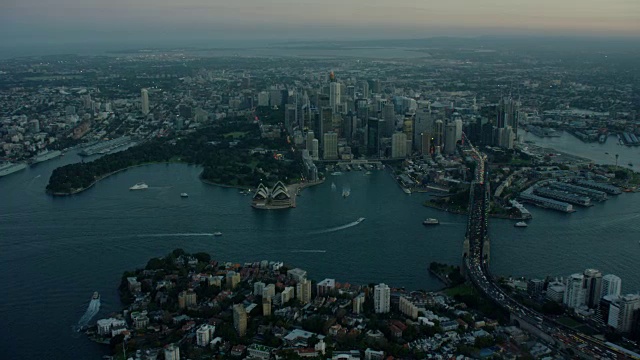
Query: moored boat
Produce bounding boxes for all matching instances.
[515,221,528,228]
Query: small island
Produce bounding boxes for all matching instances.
[46,118,308,196]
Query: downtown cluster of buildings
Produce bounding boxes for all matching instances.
[96,252,567,360]
[520,269,640,335]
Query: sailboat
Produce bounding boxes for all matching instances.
[331,182,337,191]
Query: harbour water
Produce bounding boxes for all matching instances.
[0,137,639,358]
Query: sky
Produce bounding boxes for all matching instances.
[1,0,639,48]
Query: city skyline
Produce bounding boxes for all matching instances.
[2,0,639,49]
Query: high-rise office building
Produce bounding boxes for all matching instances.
[496,97,519,146]
[330,82,341,114]
[233,304,247,336]
[296,279,312,304]
[374,283,390,314]
[433,120,444,150]
[311,139,319,161]
[454,118,463,142]
[583,269,603,308]
[367,117,381,157]
[420,132,432,155]
[564,273,586,309]
[602,274,622,298]
[323,132,338,160]
[402,117,413,151]
[382,103,395,137]
[444,122,457,154]
[361,81,370,99]
[141,89,150,115]
[306,131,315,151]
[391,132,407,158]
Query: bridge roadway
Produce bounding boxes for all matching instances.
[462,158,637,359]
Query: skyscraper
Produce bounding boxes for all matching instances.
[496,97,519,144]
[564,273,586,309]
[433,120,444,150]
[367,117,381,157]
[330,81,341,114]
[444,122,457,154]
[602,274,622,298]
[583,269,603,308]
[361,81,370,99]
[233,304,247,336]
[391,132,407,158]
[374,283,390,314]
[382,103,395,137]
[454,118,463,142]
[323,132,338,160]
[141,88,149,115]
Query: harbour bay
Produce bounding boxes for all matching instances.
[1,138,639,358]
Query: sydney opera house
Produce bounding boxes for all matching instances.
[252,181,294,209]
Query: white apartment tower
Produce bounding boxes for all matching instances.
[374,283,391,314]
[564,273,586,309]
[602,274,622,298]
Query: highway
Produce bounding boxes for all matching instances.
[462,138,638,360]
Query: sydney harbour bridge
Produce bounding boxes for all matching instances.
[461,137,637,360]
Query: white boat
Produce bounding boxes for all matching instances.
[403,188,412,194]
[180,193,189,198]
[342,187,350,198]
[331,171,343,176]
[129,182,148,190]
[355,217,365,224]
[92,291,100,300]
[423,218,439,225]
[514,221,528,228]
[31,150,63,165]
[364,171,372,175]
[213,232,223,236]
[331,182,337,191]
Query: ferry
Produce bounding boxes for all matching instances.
[423,218,439,225]
[180,193,189,198]
[0,162,27,178]
[355,217,366,224]
[129,182,148,190]
[213,232,223,236]
[514,221,528,228]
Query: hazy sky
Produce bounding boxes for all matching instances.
[2,0,639,46]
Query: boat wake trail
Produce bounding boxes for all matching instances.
[77,298,100,329]
[137,233,214,238]
[291,250,327,253]
[310,221,361,234]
